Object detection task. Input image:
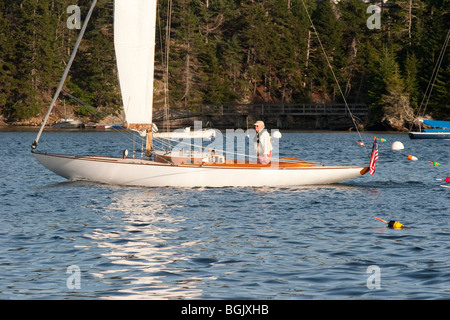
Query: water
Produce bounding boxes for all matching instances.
[1,130,449,300]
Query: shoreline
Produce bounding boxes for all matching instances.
[0,124,405,135]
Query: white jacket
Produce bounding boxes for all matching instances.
[254,129,273,156]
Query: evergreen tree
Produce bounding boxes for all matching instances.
[404,52,420,110]
[68,0,120,117]
[0,0,448,126]
[381,63,413,130]
[166,0,205,108]
[367,48,398,125]
[337,0,373,102]
[310,0,345,100]
[0,7,14,114]
[3,1,60,120]
[430,63,450,119]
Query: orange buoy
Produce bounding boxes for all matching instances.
[408,154,418,161]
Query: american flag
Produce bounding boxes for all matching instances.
[369,138,379,175]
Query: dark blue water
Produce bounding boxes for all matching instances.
[1,131,449,299]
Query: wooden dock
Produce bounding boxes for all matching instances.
[153,103,369,129]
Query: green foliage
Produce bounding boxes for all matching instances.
[0,0,448,127]
[404,53,420,109]
[0,0,119,122]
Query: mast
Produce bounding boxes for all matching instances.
[32,0,97,150]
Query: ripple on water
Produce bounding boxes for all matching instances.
[1,132,449,299]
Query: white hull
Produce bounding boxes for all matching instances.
[32,152,368,187]
[408,131,450,140]
[52,119,84,129]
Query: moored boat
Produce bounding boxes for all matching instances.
[52,118,84,129]
[408,120,450,140]
[31,0,372,188]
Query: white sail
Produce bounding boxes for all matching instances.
[114,0,157,126]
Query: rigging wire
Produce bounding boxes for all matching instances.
[299,0,368,154]
[415,28,450,120]
[150,0,371,160]
[32,0,98,150]
[164,0,172,136]
[109,0,372,162]
[146,0,371,162]
[29,0,144,156]
[151,134,261,161]
[56,90,148,151]
[34,0,171,157]
[35,0,373,161]
[155,0,172,149]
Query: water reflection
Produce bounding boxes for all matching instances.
[85,189,206,299]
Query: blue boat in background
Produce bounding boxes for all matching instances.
[408,120,450,139]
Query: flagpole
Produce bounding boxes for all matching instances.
[369,136,378,175]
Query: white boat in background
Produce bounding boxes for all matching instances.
[52,118,84,129]
[31,0,371,188]
[90,123,124,130]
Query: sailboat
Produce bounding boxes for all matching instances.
[31,0,371,188]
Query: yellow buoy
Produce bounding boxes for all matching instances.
[389,221,406,229]
[375,217,408,229]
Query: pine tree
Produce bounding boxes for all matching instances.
[336,0,372,101]
[3,1,60,120]
[367,48,398,125]
[0,6,14,115]
[0,0,448,126]
[165,0,205,108]
[427,62,450,119]
[309,0,345,101]
[381,63,414,130]
[68,0,120,118]
[412,0,449,119]
[404,52,420,110]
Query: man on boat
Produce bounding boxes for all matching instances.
[254,120,273,164]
